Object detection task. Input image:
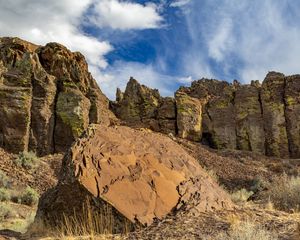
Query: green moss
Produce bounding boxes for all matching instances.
[56,91,86,137]
[285,96,296,106]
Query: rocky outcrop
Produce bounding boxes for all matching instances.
[175,91,202,141]
[36,124,232,231]
[0,37,115,155]
[261,72,289,158]
[111,78,176,135]
[112,73,300,158]
[235,82,265,154]
[284,75,300,158]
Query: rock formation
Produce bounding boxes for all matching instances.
[0,37,115,156]
[111,77,176,135]
[112,72,300,159]
[36,124,232,231]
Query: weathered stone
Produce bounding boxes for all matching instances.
[284,75,300,158]
[29,53,57,155]
[175,91,202,141]
[36,125,232,231]
[261,72,289,158]
[113,77,161,129]
[157,97,176,135]
[235,84,265,154]
[0,87,31,153]
[0,37,115,155]
[54,88,91,152]
[205,85,236,149]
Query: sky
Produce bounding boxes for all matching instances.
[0,0,300,99]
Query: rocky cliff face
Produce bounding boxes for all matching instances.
[0,37,115,156]
[112,73,300,159]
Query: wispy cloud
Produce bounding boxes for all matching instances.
[179,0,300,82]
[170,0,191,8]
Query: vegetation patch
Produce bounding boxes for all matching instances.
[14,151,39,170]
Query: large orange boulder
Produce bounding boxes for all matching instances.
[36,125,232,231]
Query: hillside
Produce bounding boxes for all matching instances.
[0,38,300,240]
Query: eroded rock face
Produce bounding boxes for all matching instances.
[284,75,300,158]
[261,72,289,158]
[36,125,232,230]
[111,73,300,158]
[0,37,115,155]
[112,78,177,135]
[175,91,202,141]
[235,83,265,154]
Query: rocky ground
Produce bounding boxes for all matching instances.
[0,132,300,239]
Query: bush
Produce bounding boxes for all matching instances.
[19,187,39,206]
[0,170,9,188]
[14,151,39,170]
[266,175,300,212]
[0,188,10,202]
[231,188,254,204]
[0,203,15,221]
[215,221,278,240]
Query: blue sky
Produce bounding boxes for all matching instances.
[1,0,300,99]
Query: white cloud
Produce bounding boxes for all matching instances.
[0,0,112,69]
[170,0,191,7]
[90,0,163,30]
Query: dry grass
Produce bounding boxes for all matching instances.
[0,170,9,188]
[266,175,300,212]
[214,220,278,240]
[27,200,132,240]
[230,188,254,205]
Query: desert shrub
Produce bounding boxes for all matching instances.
[215,221,278,240]
[0,203,15,221]
[14,151,39,170]
[230,188,254,204]
[266,175,300,212]
[0,170,9,188]
[250,177,266,193]
[19,187,39,206]
[0,187,10,202]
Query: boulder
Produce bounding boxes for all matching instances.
[0,37,115,155]
[36,125,232,231]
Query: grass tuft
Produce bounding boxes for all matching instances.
[14,151,39,170]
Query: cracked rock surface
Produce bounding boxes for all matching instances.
[36,124,232,230]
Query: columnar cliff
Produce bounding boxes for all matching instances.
[0,37,115,156]
[112,73,300,159]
